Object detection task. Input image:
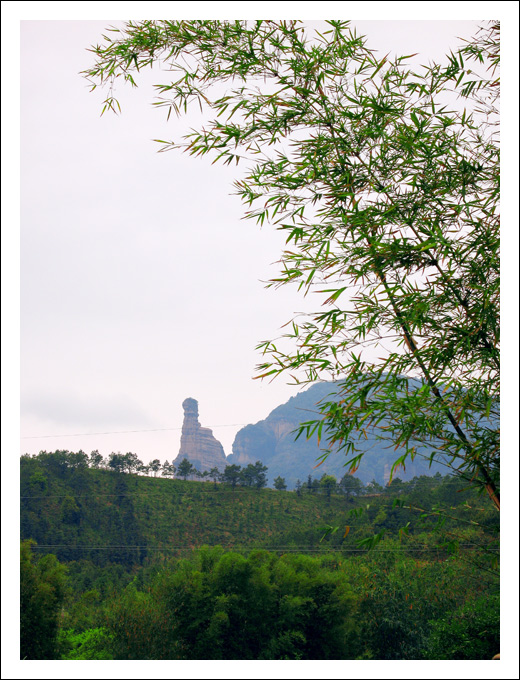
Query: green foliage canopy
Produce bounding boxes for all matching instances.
[20,540,67,659]
[105,547,358,659]
[424,592,500,660]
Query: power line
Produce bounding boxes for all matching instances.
[19,489,483,500]
[20,429,454,442]
[21,423,493,442]
[21,504,498,532]
[20,423,248,440]
[27,544,499,553]
[21,521,497,533]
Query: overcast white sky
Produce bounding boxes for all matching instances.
[3,3,520,678]
[16,15,497,466]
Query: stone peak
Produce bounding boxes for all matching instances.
[174,397,227,471]
[182,397,199,417]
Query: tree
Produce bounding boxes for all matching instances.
[240,463,256,487]
[339,475,364,500]
[61,495,81,525]
[68,450,89,470]
[274,476,287,491]
[161,459,174,478]
[108,452,126,474]
[137,462,150,476]
[239,462,268,488]
[58,627,114,660]
[365,479,384,495]
[123,452,142,475]
[84,20,499,510]
[148,459,162,477]
[177,458,195,480]
[89,450,104,469]
[222,464,242,490]
[35,450,71,477]
[20,540,67,659]
[208,466,221,488]
[424,593,500,660]
[319,474,337,500]
[385,477,405,496]
[250,460,268,489]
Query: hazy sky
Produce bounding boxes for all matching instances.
[18,16,495,467]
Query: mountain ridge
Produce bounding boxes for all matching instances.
[227,381,446,488]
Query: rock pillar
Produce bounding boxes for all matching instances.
[173,398,227,472]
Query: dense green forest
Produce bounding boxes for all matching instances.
[20,450,499,660]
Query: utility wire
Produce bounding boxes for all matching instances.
[20,489,484,500]
[20,431,441,441]
[20,423,248,440]
[27,544,498,553]
[20,427,465,442]
[22,415,496,441]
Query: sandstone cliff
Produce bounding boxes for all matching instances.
[172,398,227,472]
[227,382,446,488]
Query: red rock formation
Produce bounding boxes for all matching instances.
[172,398,227,472]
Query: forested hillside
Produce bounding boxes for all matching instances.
[21,451,499,660]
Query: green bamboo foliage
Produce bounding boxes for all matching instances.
[84,20,499,508]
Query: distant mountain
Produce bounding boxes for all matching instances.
[227,382,446,488]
